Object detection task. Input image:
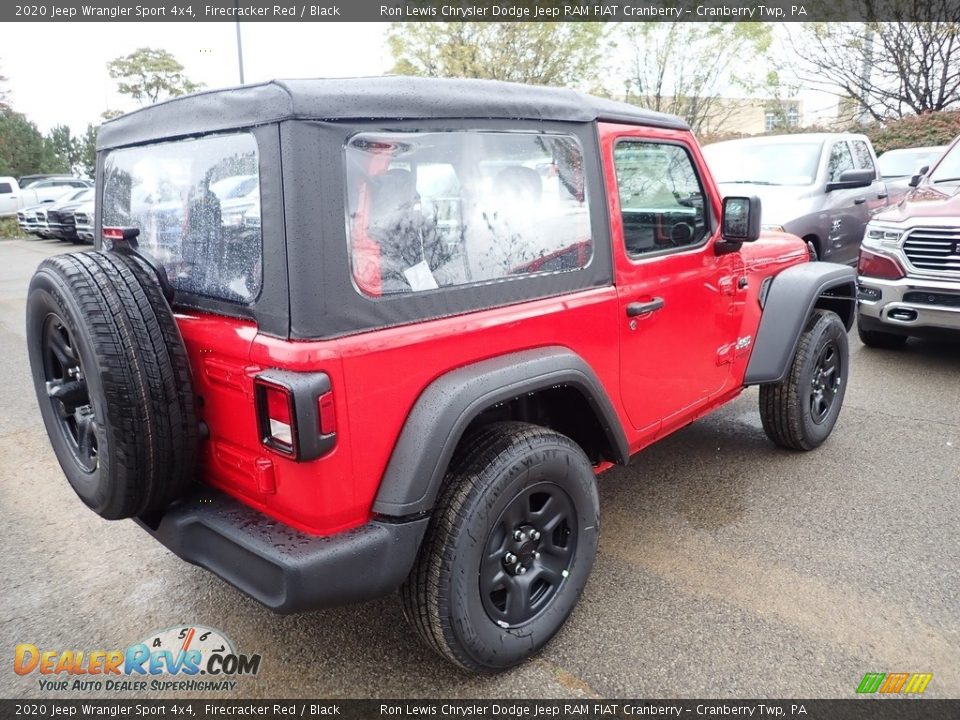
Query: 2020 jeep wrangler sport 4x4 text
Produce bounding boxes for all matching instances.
[26,77,856,672]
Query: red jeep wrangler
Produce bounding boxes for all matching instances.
[26,77,856,672]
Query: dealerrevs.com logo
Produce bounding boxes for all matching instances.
[14,625,262,693]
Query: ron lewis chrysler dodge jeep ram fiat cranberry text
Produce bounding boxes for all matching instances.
[26,77,856,672]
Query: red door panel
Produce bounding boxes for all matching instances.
[599,123,746,435]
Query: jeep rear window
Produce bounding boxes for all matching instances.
[101,133,262,304]
[345,131,592,296]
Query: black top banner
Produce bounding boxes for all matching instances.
[5,0,960,23]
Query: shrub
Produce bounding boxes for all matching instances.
[0,216,24,238]
[865,111,960,154]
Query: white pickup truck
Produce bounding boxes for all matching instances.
[0,176,92,217]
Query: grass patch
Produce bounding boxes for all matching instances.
[0,216,25,239]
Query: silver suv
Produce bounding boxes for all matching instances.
[856,135,960,347]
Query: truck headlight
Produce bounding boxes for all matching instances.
[761,224,785,232]
[863,223,904,248]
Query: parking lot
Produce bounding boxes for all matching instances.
[1,237,957,699]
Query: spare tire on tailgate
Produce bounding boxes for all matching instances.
[26,250,198,519]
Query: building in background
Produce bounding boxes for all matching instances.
[634,96,804,139]
[707,97,803,135]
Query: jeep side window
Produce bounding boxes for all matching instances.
[101,133,262,304]
[613,141,708,257]
[850,140,875,173]
[345,131,593,296]
[828,141,855,183]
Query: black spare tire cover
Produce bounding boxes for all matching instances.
[26,251,198,519]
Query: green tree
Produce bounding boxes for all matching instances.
[621,23,774,135]
[0,109,59,177]
[45,124,79,172]
[76,124,99,178]
[107,47,200,105]
[0,64,8,111]
[387,22,608,88]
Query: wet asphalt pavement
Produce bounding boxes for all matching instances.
[1,238,958,700]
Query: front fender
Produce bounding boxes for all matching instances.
[744,262,856,385]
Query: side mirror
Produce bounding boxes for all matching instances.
[719,196,761,250]
[826,168,875,191]
[908,165,929,188]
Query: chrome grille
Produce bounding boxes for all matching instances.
[902,227,960,274]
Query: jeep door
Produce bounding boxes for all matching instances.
[600,124,746,437]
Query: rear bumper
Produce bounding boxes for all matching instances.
[858,275,960,334]
[135,486,429,614]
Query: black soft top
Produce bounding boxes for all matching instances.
[97,76,688,150]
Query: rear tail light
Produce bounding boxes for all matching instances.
[858,249,905,280]
[254,371,336,461]
[258,381,295,453]
[102,226,141,242]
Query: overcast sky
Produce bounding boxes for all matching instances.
[4,23,392,132]
[2,22,838,134]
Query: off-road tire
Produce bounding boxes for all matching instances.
[857,317,908,349]
[760,309,848,451]
[400,422,599,673]
[26,250,197,519]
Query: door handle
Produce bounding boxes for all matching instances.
[626,298,665,317]
[877,192,888,199]
[854,197,866,205]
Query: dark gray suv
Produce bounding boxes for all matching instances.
[705,133,891,264]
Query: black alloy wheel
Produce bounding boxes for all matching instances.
[41,314,98,473]
[401,422,600,672]
[480,482,578,628]
[809,339,842,425]
[759,309,849,451]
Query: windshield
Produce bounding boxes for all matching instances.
[929,142,960,184]
[63,189,91,203]
[878,149,944,178]
[19,176,50,188]
[704,141,823,185]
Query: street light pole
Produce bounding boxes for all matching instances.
[235,9,245,85]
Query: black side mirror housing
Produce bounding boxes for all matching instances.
[826,168,876,192]
[908,165,929,188]
[718,196,761,252]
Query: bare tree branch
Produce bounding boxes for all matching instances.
[794,4,960,121]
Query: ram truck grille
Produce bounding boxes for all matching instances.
[903,227,960,275]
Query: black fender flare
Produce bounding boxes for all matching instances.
[371,346,629,518]
[744,261,856,385]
